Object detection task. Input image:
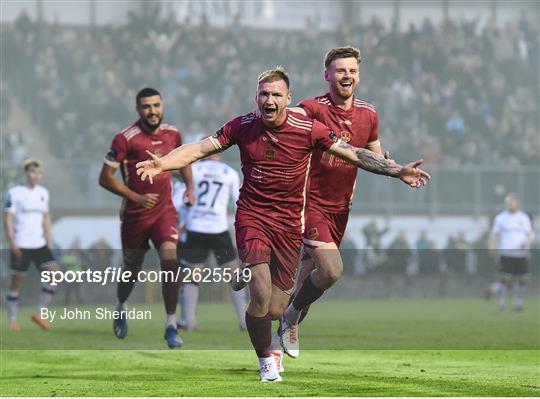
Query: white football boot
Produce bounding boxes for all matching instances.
[259,357,282,382]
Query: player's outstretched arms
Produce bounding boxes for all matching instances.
[327,140,431,188]
[136,138,219,184]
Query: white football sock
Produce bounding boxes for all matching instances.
[514,284,525,308]
[229,286,247,328]
[270,331,282,351]
[37,284,55,313]
[166,313,176,328]
[182,283,199,328]
[7,290,19,323]
[283,303,301,325]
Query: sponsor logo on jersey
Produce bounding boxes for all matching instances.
[265,131,279,143]
[329,130,338,143]
[307,228,319,240]
[340,131,351,142]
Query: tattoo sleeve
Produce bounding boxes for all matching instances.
[335,140,401,177]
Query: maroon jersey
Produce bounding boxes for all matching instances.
[209,109,335,234]
[105,121,182,219]
[299,93,379,213]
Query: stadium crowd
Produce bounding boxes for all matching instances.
[3,8,539,167]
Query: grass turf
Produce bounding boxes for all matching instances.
[1,298,539,396]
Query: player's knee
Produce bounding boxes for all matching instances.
[319,263,343,285]
[248,288,271,312]
[268,303,285,320]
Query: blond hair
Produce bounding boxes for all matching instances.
[23,158,41,171]
[257,66,290,89]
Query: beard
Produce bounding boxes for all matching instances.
[144,115,162,129]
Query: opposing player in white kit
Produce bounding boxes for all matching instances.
[176,154,247,331]
[4,159,61,331]
[489,193,534,311]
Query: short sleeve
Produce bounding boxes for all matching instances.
[297,100,316,119]
[310,120,336,152]
[366,109,380,150]
[104,134,128,168]
[208,118,240,152]
[4,189,16,214]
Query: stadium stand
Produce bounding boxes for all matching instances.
[2,10,538,168]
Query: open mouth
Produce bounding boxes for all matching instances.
[263,106,277,118]
[339,82,353,89]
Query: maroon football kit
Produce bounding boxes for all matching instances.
[298,93,380,248]
[105,120,181,250]
[209,109,335,291]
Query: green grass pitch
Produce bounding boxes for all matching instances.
[1,298,539,396]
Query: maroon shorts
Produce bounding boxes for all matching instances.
[121,207,178,251]
[302,206,349,249]
[235,221,302,293]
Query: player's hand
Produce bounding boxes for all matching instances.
[136,193,160,209]
[9,244,21,261]
[136,151,163,184]
[398,159,431,188]
[183,187,195,206]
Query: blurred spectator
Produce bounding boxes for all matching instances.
[87,236,113,270]
[2,10,538,168]
[416,230,440,274]
[384,230,412,274]
[443,231,470,274]
[362,220,389,248]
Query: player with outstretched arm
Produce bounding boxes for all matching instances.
[271,46,390,364]
[136,68,430,382]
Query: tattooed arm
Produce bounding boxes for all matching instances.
[326,139,431,188]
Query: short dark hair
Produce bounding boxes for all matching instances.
[23,159,41,171]
[324,46,362,69]
[136,87,161,105]
[257,66,290,89]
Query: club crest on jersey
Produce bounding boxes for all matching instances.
[154,150,162,157]
[307,228,319,240]
[340,131,351,143]
[264,149,275,161]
